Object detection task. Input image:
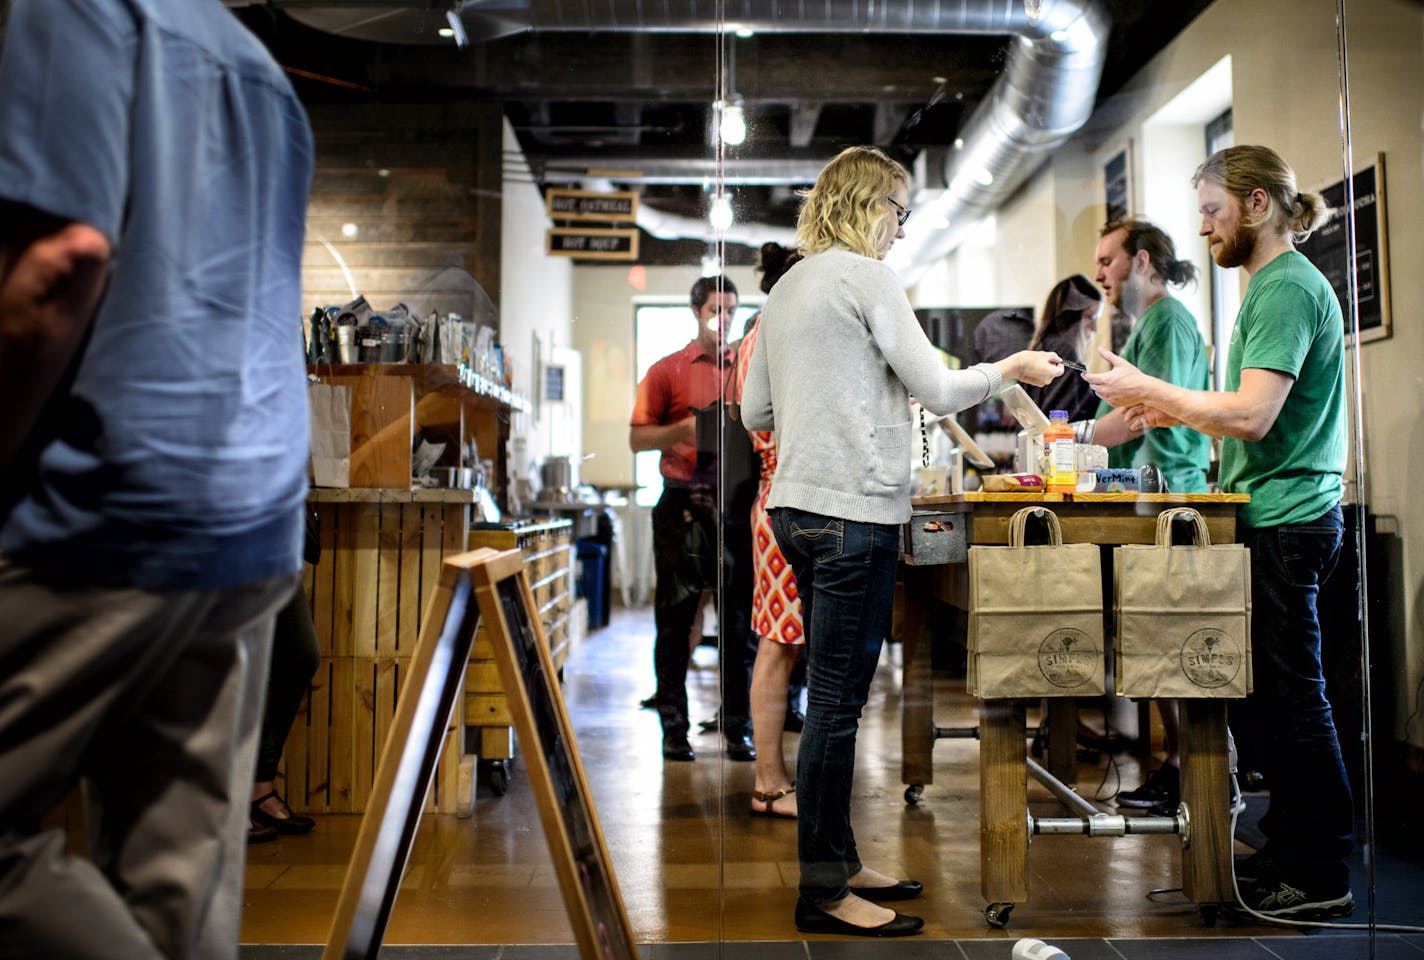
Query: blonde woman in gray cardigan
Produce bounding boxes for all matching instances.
[741,145,1063,938]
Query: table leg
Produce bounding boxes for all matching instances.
[1045,698,1078,785]
[1179,700,1231,905]
[980,699,1028,904]
[901,565,935,791]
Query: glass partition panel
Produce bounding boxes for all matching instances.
[710,0,1410,953]
[214,0,1419,955]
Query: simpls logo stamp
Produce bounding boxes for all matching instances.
[1179,628,1242,688]
[1038,628,1098,688]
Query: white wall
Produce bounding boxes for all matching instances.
[500,119,576,497]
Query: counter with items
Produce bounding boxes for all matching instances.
[900,491,1249,928]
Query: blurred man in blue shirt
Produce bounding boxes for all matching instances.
[0,0,313,955]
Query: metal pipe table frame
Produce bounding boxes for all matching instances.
[899,492,1249,928]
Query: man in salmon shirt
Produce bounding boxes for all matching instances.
[630,275,755,763]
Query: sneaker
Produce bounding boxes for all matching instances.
[1117,764,1179,809]
[1233,875,1354,920]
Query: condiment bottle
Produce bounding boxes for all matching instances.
[1043,410,1077,493]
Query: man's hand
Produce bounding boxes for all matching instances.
[1123,404,1183,431]
[0,217,112,472]
[1083,347,1161,409]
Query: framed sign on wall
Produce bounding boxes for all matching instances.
[1103,141,1134,223]
[1297,153,1392,343]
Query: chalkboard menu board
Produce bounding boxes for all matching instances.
[324,548,636,960]
[1296,155,1391,343]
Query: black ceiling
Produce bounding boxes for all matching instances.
[234,2,1215,264]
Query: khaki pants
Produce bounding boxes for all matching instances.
[0,556,296,959]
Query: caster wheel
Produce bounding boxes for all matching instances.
[985,902,1013,928]
[904,784,924,805]
[1199,904,1219,927]
[486,760,510,796]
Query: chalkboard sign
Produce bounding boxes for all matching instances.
[324,553,485,960]
[1104,143,1132,224]
[323,548,635,960]
[1297,155,1391,343]
[472,550,637,960]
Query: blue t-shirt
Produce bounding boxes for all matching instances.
[0,0,314,588]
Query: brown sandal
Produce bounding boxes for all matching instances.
[750,786,797,819]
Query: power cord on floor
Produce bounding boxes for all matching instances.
[1144,773,1424,933]
[1221,773,1424,934]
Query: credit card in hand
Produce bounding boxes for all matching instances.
[1057,359,1086,372]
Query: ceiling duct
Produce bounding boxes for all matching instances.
[245,0,1109,285]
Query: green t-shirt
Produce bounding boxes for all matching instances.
[1095,296,1210,493]
[1218,250,1345,527]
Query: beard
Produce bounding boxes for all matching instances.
[1211,222,1258,269]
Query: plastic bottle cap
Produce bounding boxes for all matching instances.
[1049,410,1068,419]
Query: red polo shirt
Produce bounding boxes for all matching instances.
[631,339,734,481]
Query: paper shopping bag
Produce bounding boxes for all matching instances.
[1114,507,1252,698]
[967,507,1105,698]
[308,382,352,488]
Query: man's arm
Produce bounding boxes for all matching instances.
[1093,407,1143,448]
[0,208,111,472]
[1087,348,1292,441]
[630,419,695,453]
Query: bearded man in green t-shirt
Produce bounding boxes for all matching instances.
[1087,145,1353,922]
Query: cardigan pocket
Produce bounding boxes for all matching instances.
[872,420,912,487]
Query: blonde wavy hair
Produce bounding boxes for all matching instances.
[794,145,911,259]
[1192,145,1330,243]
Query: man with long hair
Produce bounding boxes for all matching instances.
[1088,145,1353,920]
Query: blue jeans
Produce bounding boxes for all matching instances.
[1239,505,1353,889]
[770,508,900,903]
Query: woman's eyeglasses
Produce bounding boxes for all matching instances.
[885,196,912,227]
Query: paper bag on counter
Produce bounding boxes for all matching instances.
[308,382,352,488]
[967,507,1105,698]
[1114,508,1252,698]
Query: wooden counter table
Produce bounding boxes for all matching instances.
[900,491,1249,927]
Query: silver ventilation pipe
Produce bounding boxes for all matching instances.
[268,0,1110,284]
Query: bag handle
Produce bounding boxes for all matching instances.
[1154,507,1211,548]
[1008,507,1063,547]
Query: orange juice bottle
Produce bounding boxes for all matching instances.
[1043,410,1077,493]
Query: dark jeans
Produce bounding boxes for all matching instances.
[255,586,322,783]
[771,507,900,903]
[1238,505,1353,889]
[650,486,753,738]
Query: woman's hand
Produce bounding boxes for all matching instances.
[1003,350,1066,388]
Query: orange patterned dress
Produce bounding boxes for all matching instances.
[734,323,804,646]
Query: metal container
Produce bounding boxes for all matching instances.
[540,456,573,499]
[357,325,412,363]
[335,325,358,363]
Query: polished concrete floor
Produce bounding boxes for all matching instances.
[240,604,1424,957]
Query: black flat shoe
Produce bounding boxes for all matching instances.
[662,733,695,762]
[251,791,316,835]
[793,897,923,937]
[849,879,923,902]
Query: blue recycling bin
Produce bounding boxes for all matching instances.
[575,538,609,630]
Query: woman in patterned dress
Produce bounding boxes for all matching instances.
[733,241,804,819]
